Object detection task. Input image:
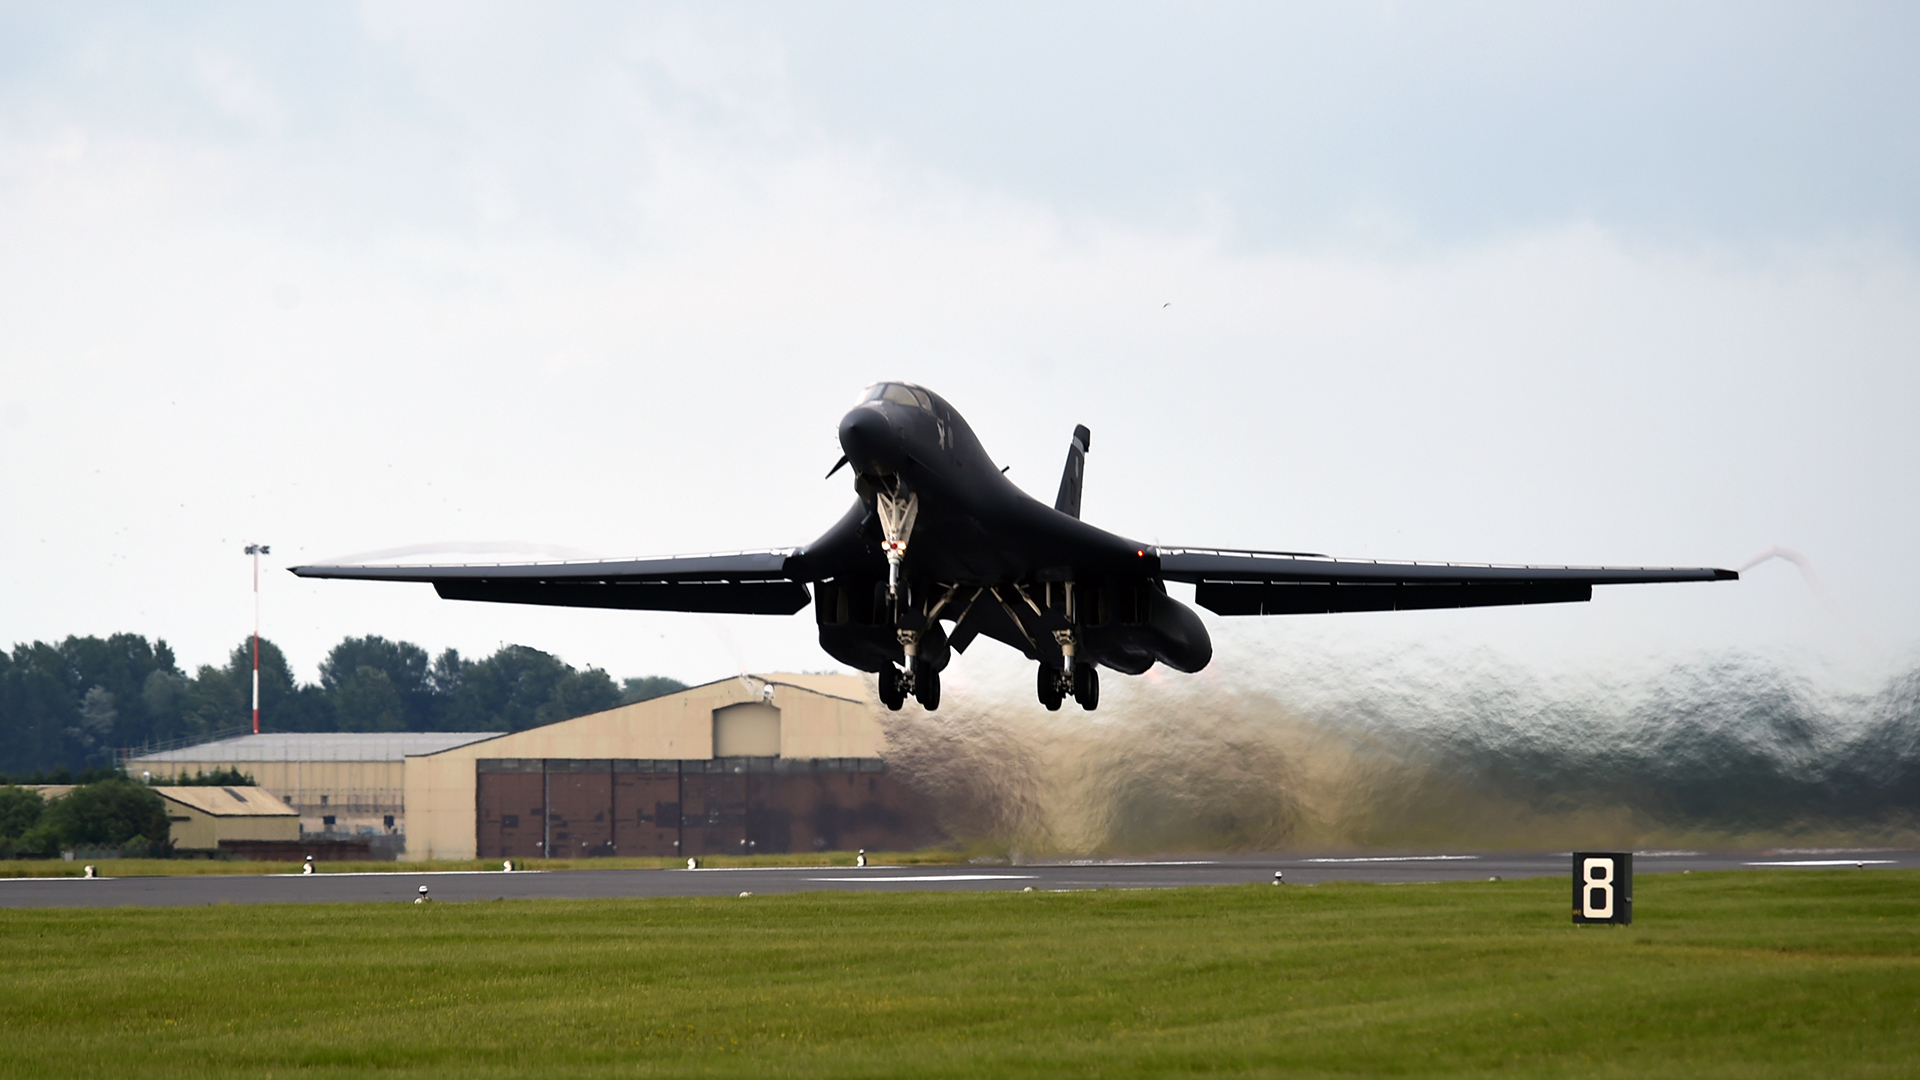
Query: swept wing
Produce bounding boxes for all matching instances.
[1155,547,1736,616]
[289,550,811,615]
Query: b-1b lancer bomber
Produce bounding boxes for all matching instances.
[293,383,1736,712]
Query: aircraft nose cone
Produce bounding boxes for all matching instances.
[839,404,901,475]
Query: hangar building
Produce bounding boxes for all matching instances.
[403,673,941,862]
[128,732,498,836]
[153,785,301,853]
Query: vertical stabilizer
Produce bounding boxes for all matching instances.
[1054,424,1091,518]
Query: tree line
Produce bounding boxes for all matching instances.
[0,633,687,777]
[0,776,170,859]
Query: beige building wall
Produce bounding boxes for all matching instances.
[128,733,498,836]
[154,787,301,851]
[403,674,878,861]
[140,759,402,830]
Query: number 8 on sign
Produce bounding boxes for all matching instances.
[1582,858,1613,918]
[1572,852,1632,925]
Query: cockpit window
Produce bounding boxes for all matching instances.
[861,383,927,410]
[860,382,936,412]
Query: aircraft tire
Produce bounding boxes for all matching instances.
[1073,664,1099,711]
[878,668,906,711]
[914,666,941,710]
[1037,663,1063,711]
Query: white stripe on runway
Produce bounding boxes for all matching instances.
[1303,855,1479,863]
[805,874,1035,883]
[1743,859,1897,867]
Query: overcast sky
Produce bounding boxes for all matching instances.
[3,2,1917,695]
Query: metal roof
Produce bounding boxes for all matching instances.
[129,732,500,765]
[153,786,299,817]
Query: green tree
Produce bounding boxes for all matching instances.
[440,646,567,732]
[331,667,408,732]
[40,778,169,851]
[0,786,45,854]
[69,686,117,768]
[182,638,326,734]
[141,668,187,741]
[621,676,688,704]
[321,637,434,729]
[425,649,467,729]
[0,642,77,777]
[535,667,623,727]
[58,634,182,748]
[436,645,623,732]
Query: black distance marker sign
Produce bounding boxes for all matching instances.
[1572,852,1632,925]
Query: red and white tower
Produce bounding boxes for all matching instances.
[243,543,270,734]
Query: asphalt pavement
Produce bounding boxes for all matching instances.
[4,849,1916,909]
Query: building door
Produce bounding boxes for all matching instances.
[544,760,614,858]
[475,764,546,861]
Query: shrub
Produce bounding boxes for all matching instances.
[41,778,170,851]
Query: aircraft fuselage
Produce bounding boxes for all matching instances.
[793,383,1213,706]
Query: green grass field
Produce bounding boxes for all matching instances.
[1,871,1914,1078]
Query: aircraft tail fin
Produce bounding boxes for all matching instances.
[1054,424,1091,518]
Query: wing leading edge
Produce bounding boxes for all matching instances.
[1154,547,1737,616]
[288,550,811,615]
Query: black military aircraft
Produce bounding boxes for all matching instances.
[292,382,1736,712]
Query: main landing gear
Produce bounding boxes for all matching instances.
[1037,661,1098,711]
[878,660,941,712]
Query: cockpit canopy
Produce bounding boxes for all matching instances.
[859,382,936,412]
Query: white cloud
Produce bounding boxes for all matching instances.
[1,5,1914,695]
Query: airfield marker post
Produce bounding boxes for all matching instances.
[1572,852,1632,925]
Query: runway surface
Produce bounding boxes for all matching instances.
[5,849,1916,909]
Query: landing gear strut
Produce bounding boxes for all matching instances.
[874,488,919,600]
[1030,580,1097,711]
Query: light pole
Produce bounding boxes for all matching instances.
[244,543,270,734]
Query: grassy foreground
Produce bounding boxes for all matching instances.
[0,872,1915,1078]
